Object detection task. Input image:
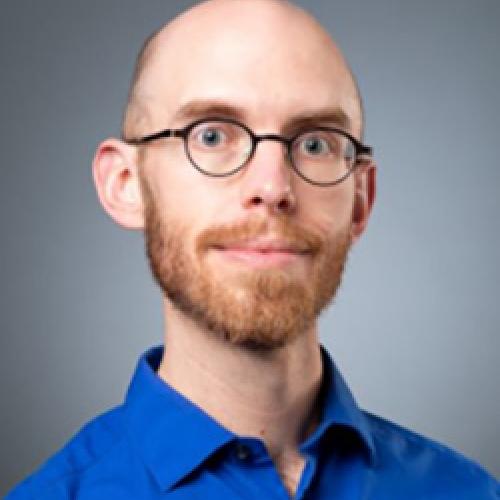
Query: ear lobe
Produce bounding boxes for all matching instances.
[350,162,376,243]
[92,138,145,230]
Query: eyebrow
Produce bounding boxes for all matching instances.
[171,99,352,133]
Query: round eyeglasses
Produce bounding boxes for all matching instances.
[125,117,373,186]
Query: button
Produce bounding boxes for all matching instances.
[235,443,251,461]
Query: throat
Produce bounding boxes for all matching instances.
[273,450,307,498]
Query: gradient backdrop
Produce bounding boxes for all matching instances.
[1,0,499,494]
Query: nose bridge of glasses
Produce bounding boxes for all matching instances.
[254,133,289,146]
[241,132,295,192]
[251,133,291,160]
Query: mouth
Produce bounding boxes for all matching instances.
[210,237,312,268]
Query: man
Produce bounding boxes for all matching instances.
[7,0,499,498]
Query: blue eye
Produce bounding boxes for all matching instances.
[200,128,224,147]
[302,137,329,155]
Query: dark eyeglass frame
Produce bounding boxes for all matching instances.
[124,117,373,187]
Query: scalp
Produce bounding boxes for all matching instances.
[122,0,363,140]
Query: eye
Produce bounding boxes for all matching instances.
[197,127,226,147]
[294,130,345,160]
[297,133,336,157]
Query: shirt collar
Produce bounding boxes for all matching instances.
[123,346,235,492]
[308,346,376,463]
[123,345,375,492]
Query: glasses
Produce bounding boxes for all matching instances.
[125,117,373,186]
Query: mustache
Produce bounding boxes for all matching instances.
[195,216,323,255]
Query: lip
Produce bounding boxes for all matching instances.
[214,236,310,252]
[211,238,311,268]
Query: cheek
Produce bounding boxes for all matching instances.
[144,147,215,219]
[297,182,355,235]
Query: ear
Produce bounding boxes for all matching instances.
[350,161,376,244]
[92,138,144,230]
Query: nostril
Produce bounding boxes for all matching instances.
[277,198,290,211]
[250,195,263,206]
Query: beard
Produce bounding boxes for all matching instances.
[142,182,351,350]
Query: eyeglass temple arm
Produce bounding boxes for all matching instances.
[124,129,175,145]
[355,144,373,163]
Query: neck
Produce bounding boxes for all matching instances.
[157,299,323,463]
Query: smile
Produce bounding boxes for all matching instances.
[211,238,311,268]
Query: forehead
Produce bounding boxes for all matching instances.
[136,2,361,134]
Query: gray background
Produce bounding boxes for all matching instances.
[1,0,499,494]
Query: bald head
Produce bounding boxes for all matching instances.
[122,0,363,140]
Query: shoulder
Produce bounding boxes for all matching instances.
[6,406,129,500]
[363,411,499,498]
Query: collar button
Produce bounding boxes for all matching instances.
[235,443,251,461]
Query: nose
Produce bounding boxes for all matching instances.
[239,137,296,215]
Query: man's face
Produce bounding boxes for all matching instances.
[135,2,366,348]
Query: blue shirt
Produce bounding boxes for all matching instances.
[7,346,499,499]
